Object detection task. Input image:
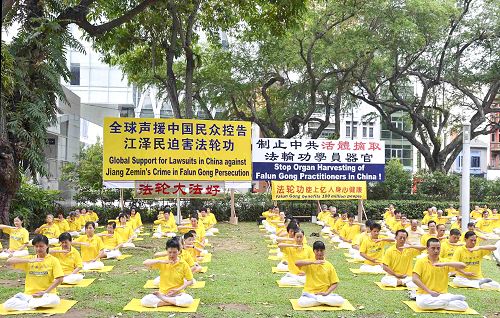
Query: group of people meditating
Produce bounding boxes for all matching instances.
[0,206,218,311]
[262,204,499,312]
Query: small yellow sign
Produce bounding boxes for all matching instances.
[103,118,252,181]
[272,181,367,200]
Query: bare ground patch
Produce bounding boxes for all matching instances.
[217,303,252,311]
[0,279,22,288]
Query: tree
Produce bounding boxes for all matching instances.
[92,0,307,119]
[351,0,500,172]
[62,141,127,205]
[368,159,412,199]
[0,0,157,224]
[197,0,378,138]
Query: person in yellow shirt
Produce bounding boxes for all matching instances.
[445,205,460,218]
[73,222,104,270]
[359,223,395,272]
[278,229,314,286]
[67,212,81,237]
[475,211,495,234]
[153,209,178,238]
[115,213,137,247]
[383,204,395,222]
[436,210,449,225]
[200,208,219,236]
[178,214,206,246]
[4,235,64,311]
[470,205,483,220]
[295,241,346,308]
[130,207,142,231]
[316,208,331,226]
[450,217,462,230]
[329,212,347,243]
[381,229,425,288]
[436,224,447,241]
[50,232,84,285]
[34,214,60,245]
[439,229,463,261]
[140,238,194,308]
[412,238,468,311]
[452,231,499,289]
[460,222,487,244]
[420,221,438,246]
[74,210,86,232]
[54,212,70,234]
[0,216,30,258]
[421,208,437,226]
[406,219,424,245]
[338,214,361,248]
[88,210,99,225]
[348,220,372,260]
[97,221,124,259]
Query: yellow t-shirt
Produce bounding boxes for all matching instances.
[390,220,405,232]
[475,218,494,233]
[452,246,490,279]
[154,218,177,233]
[302,260,339,294]
[76,215,86,229]
[88,212,99,223]
[383,245,420,276]
[352,232,368,247]
[450,221,460,230]
[38,223,60,239]
[420,233,437,246]
[333,218,347,233]
[151,258,193,294]
[422,214,437,225]
[281,245,315,275]
[52,247,83,275]
[74,235,104,262]
[413,257,451,294]
[131,213,142,227]
[13,254,64,295]
[436,217,447,225]
[208,213,217,225]
[194,224,206,242]
[115,224,134,242]
[2,227,29,251]
[101,232,123,250]
[445,208,459,217]
[360,237,391,265]
[439,240,461,261]
[55,219,70,233]
[340,224,361,242]
[180,249,195,267]
[68,219,80,232]
[383,210,394,220]
[470,210,482,220]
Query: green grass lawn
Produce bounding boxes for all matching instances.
[1,222,500,317]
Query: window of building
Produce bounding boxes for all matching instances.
[70,63,80,85]
[471,155,480,168]
[385,144,412,167]
[362,122,374,138]
[346,121,358,138]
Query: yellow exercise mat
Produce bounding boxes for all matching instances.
[268,255,282,261]
[138,233,151,236]
[116,254,133,261]
[81,265,114,273]
[349,268,385,274]
[205,243,213,247]
[276,281,303,288]
[200,253,212,263]
[0,299,77,316]
[269,249,279,254]
[289,299,355,311]
[272,267,288,273]
[123,298,200,313]
[374,282,408,290]
[448,282,500,291]
[199,266,208,273]
[402,301,479,315]
[346,259,364,263]
[143,280,206,289]
[267,244,278,248]
[133,237,144,241]
[59,278,95,288]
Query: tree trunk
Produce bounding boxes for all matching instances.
[0,137,20,224]
[184,46,195,119]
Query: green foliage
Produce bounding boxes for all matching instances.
[9,178,61,229]
[368,159,412,199]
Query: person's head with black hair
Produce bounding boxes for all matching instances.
[118,213,127,224]
[436,224,446,237]
[57,211,65,220]
[107,221,117,234]
[426,237,441,259]
[467,222,475,231]
[428,220,437,234]
[13,216,24,228]
[183,231,195,247]
[464,231,478,248]
[347,213,355,224]
[369,223,381,239]
[293,228,305,245]
[395,229,408,246]
[365,219,374,229]
[410,219,419,231]
[84,221,96,237]
[394,210,402,219]
[190,213,199,228]
[449,229,461,243]
[32,234,50,256]
[312,240,326,260]
[163,238,182,261]
[130,207,137,216]
[58,232,73,250]
[45,214,55,225]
